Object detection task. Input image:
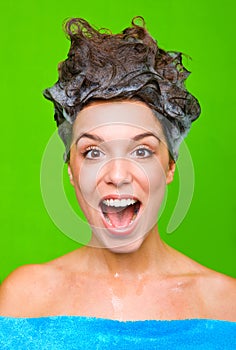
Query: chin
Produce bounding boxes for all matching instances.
[103,236,145,254]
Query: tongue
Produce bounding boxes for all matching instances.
[106,205,134,228]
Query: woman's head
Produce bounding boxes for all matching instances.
[43,17,200,252]
[44,17,201,162]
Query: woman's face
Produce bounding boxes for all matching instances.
[68,101,175,253]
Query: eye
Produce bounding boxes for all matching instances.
[82,146,105,159]
[131,146,154,159]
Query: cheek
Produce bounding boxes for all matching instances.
[79,165,98,193]
[148,170,166,209]
[149,166,166,190]
[139,159,167,193]
[74,161,104,210]
[140,160,167,222]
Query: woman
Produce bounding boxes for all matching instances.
[0,17,235,348]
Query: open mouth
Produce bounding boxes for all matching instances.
[100,198,141,229]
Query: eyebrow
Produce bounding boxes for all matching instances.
[132,132,161,142]
[75,131,161,145]
[75,133,104,145]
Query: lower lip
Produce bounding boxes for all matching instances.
[100,205,142,237]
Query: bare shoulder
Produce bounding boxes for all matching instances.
[196,265,236,321]
[169,247,236,321]
[0,262,65,317]
[200,267,236,300]
[0,248,86,317]
[173,246,236,292]
[0,246,89,318]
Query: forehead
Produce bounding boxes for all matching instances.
[72,101,165,141]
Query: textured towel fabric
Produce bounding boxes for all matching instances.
[0,316,235,349]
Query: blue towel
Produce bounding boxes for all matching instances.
[0,316,235,349]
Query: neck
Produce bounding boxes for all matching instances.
[83,226,172,277]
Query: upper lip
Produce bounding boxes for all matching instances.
[100,194,140,203]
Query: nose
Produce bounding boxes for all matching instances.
[103,157,133,187]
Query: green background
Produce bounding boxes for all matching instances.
[1,0,235,282]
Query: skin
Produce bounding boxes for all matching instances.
[68,101,174,253]
[0,101,235,321]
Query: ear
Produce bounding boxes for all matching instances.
[67,163,75,186]
[166,160,176,185]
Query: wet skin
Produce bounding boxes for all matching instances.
[0,101,235,321]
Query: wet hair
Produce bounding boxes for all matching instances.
[43,17,201,161]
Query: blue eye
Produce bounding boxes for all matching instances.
[83,147,105,159]
[131,147,153,159]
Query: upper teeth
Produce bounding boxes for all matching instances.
[102,199,137,207]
